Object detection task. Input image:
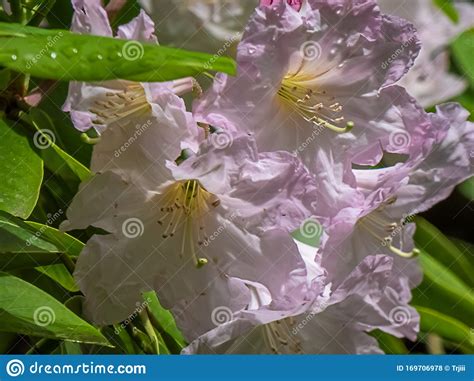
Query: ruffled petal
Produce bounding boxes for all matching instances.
[71,0,113,36]
[116,9,158,42]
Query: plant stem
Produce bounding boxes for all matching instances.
[139,309,160,355]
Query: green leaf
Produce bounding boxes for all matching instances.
[35,81,92,167]
[452,90,474,121]
[59,341,83,354]
[413,249,474,327]
[415,306,474,352]
[372,330,409,354]
[26,0,57,27]
[0,212,82,271]
[36,264,78,292]
[291,219,323,248]
[452,29,474,89]
[433,0,459,23]
[0,119,43,219]
[415,217,474,287]
[0,211,57,253]
[0,252,61,271]
[0,22,236,82]
[0,332,17,353]
[0,272,111,345]
[144,291,186,349]
[26,109,92,182]
[450,237,474,269]
[46,0,73,29]
[458,177,474,200]
[26,221,84,257]
[0,68,11,90]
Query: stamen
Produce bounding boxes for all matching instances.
[262,319,303,354]
[277,76,354,133]
[88,83,150,126]
[156,180,219,268]
[358,199,420,260]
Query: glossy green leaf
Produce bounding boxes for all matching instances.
[0,22,236,82]
[452,29,474,89]
[0,119,43,219]
[415,217,474,286]
[0,272,111,345]
[415,306,474,352]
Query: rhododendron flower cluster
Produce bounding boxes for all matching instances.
[62,0,474,354]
